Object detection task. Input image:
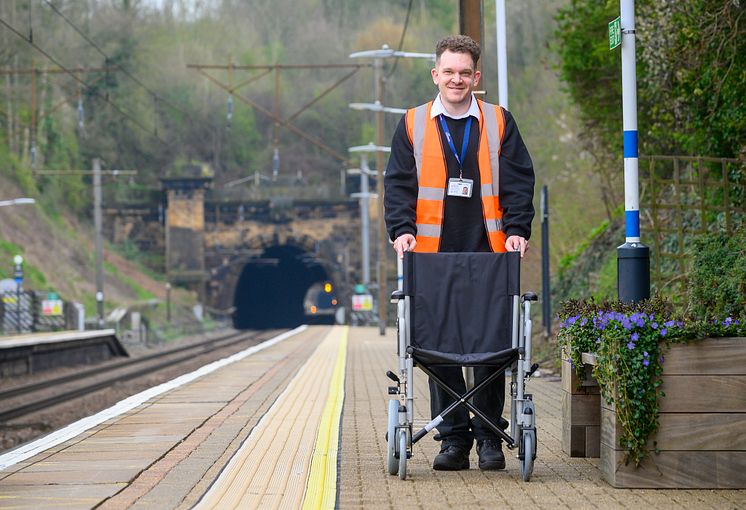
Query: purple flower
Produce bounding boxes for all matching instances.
[724,317,733,327]
[631,333,639,342]
[596,337,601,344]
[643,351,649,357]
[627,341,636,350]
[567,316,578,326]
[651,322,658,329]
[660,328,668,336]
[664,320,675,328]
[622,319,633,330]
[659,356,665,364]
[643,359,650,367]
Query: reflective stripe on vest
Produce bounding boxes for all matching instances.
[405,99,507,253]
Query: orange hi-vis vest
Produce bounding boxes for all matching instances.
[405,99,507,253]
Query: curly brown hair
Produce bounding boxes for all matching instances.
[435,35,481,68]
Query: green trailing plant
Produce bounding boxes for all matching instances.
[558,296,745,467]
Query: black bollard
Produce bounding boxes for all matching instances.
[617,242,650,303]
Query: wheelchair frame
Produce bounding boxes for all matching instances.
[387,256,539,481]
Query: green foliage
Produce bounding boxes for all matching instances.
[558,296,745,466]
[556,0,746,160]
[687,228,746,321]
[558,219,610,277]
[554,0,621,154]
[640,2,746,157]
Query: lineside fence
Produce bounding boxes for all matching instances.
[639,155,744,297]
[0,291,80,334]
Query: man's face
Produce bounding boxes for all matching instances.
[431,50,480,109]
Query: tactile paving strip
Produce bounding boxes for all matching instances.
[193,326,348,510]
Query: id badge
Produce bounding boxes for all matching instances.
[447,178,473,198]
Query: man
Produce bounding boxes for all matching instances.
[384,35,535,471]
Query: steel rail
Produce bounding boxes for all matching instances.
[0,329,284,423]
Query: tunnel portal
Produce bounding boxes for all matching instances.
[232,245,335,329]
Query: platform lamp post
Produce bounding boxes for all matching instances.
[616,0,650,302]
[348,46,433,336]
[13,255,23,333]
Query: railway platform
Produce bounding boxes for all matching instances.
[0,325,744,509]
[0,329,127,378]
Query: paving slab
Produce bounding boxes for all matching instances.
[339,326,746,509]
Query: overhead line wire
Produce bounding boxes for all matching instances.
[385,0,415,79]
[43,0,198,124]
[0,15,167,143]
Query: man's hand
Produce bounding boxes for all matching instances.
[505,235,528,258]
[393,234,416,258]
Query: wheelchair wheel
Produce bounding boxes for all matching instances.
[387,399,398,475]
[398,429,408,480]
[520,429,535,482]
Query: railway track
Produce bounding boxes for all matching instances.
[0,328,285,423]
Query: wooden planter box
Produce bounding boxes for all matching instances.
[598,337,746,488]
[561,348,600,458]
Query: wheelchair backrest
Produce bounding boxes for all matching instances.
[403,251,520,356]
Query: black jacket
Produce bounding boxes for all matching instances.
[384,106,535,252]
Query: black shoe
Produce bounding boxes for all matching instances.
[476,439,505,470]
[432,444,470,471]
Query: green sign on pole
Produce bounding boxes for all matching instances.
[609,17,621,50]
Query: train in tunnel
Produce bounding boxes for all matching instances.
[231,245,342,329]
[302,282,339,325]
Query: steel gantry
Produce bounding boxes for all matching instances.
[186,63,371,168]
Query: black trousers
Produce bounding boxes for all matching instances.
[428,365,507,449]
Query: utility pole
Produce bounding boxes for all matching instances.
[93,158,104,328]
[349,46,434,335]
[616,0,650,302]
[460,0,485,93]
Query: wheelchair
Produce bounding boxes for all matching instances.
[387,251,539,481]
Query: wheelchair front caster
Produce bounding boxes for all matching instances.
[519,428,536,482]
[398,429,408,480]
[387,399,398,475]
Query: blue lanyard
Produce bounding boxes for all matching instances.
[438,114,472,176]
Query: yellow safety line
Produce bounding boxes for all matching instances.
[192,326,347,509]
[301,326,348,510]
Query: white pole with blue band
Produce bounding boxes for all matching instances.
[621,0,639,243]
[617,0,650,302]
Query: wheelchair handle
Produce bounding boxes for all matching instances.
[521,292,538,302]
[390,290,405,303]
